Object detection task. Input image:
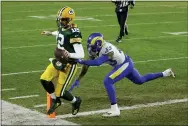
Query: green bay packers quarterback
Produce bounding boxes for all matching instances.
[40,6,84,115]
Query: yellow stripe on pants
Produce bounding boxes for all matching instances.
[109,62,129,79]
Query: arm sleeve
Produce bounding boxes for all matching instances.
[82,55,109,66]
[69,44,85,59]
[52,31,58,36]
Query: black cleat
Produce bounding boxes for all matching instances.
[72,97,82,115]
[116,36,122,43]
[47,98,61,115]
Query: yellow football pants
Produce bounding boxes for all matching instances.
[40,63,77,97]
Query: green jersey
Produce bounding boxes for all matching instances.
[52,24,82,70]
[56,25,82,53]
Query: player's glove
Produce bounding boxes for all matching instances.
[69,80,80,92]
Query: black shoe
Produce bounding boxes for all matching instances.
[116,36,122,43]
[47,98,61,115]
[72,97,82,115]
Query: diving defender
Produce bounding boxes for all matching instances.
[70,32,175,117]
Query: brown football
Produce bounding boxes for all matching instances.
[54,48,69,63]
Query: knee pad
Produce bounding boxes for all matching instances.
[40,79,55,94]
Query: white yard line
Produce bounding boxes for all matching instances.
[34,104,48,108]
[2,100,78,125]
[2,70,45,76]
[9,95,39,100]
[2,20,187,33]
[57,98,188,119]
[2,5,187,13]
[2,56,188,76]
[93,11,186,17]
[2,12,186,22]
[163,31,188,35]
[1,88,16,91]
[2,34,187,50]
[2,44,56,49]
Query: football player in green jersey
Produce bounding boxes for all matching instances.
[40,6,84,115]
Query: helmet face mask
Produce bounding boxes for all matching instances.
[56,17,71,29]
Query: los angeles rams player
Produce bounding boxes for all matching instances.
[70,32,175,117]
[40,6,84,115]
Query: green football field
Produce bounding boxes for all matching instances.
[1,1,188,125]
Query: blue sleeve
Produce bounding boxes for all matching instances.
[82,55,109,66]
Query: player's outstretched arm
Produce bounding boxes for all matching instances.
[76,55,109,66]
[41,31,58,36]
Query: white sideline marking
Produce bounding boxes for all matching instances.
[9,95,39,99]
[57,98,188,119]
[2,56,188,76]
[2,100,78,125]
[2,34,188,50]
[3,20,187,33]
[163,32,188,35]
[34,102,64,108]
[1,88,16,91]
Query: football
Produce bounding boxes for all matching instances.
[54,48,69,63]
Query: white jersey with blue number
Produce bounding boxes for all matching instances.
[99,41,125,66]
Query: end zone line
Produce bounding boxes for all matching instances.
[57,98,188,119]
[2,56,188,76]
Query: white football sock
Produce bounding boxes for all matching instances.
[71,97,76,103]
[50,93,56,99]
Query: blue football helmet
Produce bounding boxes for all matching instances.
[87,33,104,54]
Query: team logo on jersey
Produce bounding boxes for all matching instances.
[56,61,62,66]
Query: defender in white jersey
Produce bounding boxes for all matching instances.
[69,33,175,117]
[99,42,125,66]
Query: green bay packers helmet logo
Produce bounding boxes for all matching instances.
[69,9,74,15]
